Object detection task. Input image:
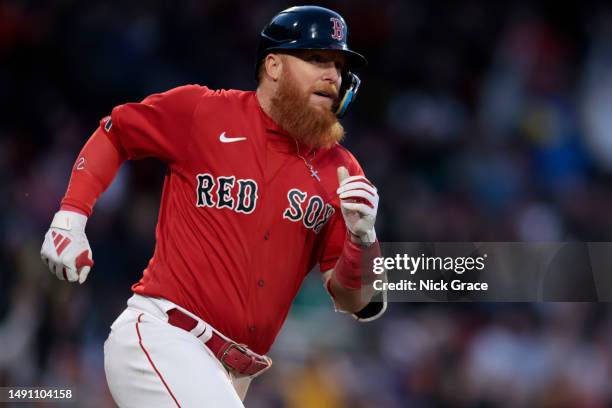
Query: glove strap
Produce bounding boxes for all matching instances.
[51,210,88,231]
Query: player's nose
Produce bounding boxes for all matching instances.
[320,63,341,84]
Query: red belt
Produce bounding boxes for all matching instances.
[166,308,271,377]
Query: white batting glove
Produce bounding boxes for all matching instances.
[336,167,378,245]
[41,210,94,284]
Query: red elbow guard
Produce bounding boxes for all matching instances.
[60,127,125,216]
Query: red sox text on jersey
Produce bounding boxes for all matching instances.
[195,175,335,234]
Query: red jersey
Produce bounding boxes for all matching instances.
[103,85,364,354]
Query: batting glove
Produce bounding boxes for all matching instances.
[336,167,378,245]
[41,210,94,284]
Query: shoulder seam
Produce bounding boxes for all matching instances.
[177,86,207,170]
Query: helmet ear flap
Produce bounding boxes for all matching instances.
[335,72,361,118]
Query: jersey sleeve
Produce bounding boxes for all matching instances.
[101,85,209,163]
[318,150,365,272]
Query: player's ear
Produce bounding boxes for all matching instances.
[264,53,282,81]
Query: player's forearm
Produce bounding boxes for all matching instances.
[328,236,381,313]
[60,127,126,216]
[328,272,376,312]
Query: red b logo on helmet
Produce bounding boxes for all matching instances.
[330,17,345,41]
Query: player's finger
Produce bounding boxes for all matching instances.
[78,266,91,284]
[339,189,377,207]
[66,267,79,282]
[41,238,53,266]
[74,250,93,284]
[45,258,55,275]
[338,175,375,188]
[53,262,65,280]
[337,181,377,196]
[339,187,377,202]
[43,257,56,275]
[341,202,374,215]
[337,166,350,185]
[75,250,94,269]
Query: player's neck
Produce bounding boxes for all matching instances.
[255,86,274,119]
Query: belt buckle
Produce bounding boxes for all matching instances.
[220,342,270,378]
[220,342,248,372]
[221,342,248,359]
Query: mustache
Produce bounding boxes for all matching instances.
[311,84,339,100]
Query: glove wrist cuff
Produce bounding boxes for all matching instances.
[350,229,377,247]
[51,210,88,232]
[359,229,377,247]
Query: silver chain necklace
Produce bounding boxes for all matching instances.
[294,139,320,181]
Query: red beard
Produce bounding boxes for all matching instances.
[269,66,345,149]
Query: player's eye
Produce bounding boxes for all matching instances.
[308,54,324,63]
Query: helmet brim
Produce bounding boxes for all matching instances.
[263,41,368,69]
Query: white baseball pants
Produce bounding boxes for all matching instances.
[104,294,251,407]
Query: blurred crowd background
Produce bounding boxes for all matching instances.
[1,0,612,406]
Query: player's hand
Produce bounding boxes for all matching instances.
[336,167,378,245]
[41,210,94,284]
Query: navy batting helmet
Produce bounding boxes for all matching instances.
[256,6,367,117]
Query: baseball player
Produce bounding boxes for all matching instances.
[40,5,386,407]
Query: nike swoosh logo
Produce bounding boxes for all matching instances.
[219,132,247,143]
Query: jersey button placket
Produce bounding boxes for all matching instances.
[264,231,270,240]
[257,279,265,287]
